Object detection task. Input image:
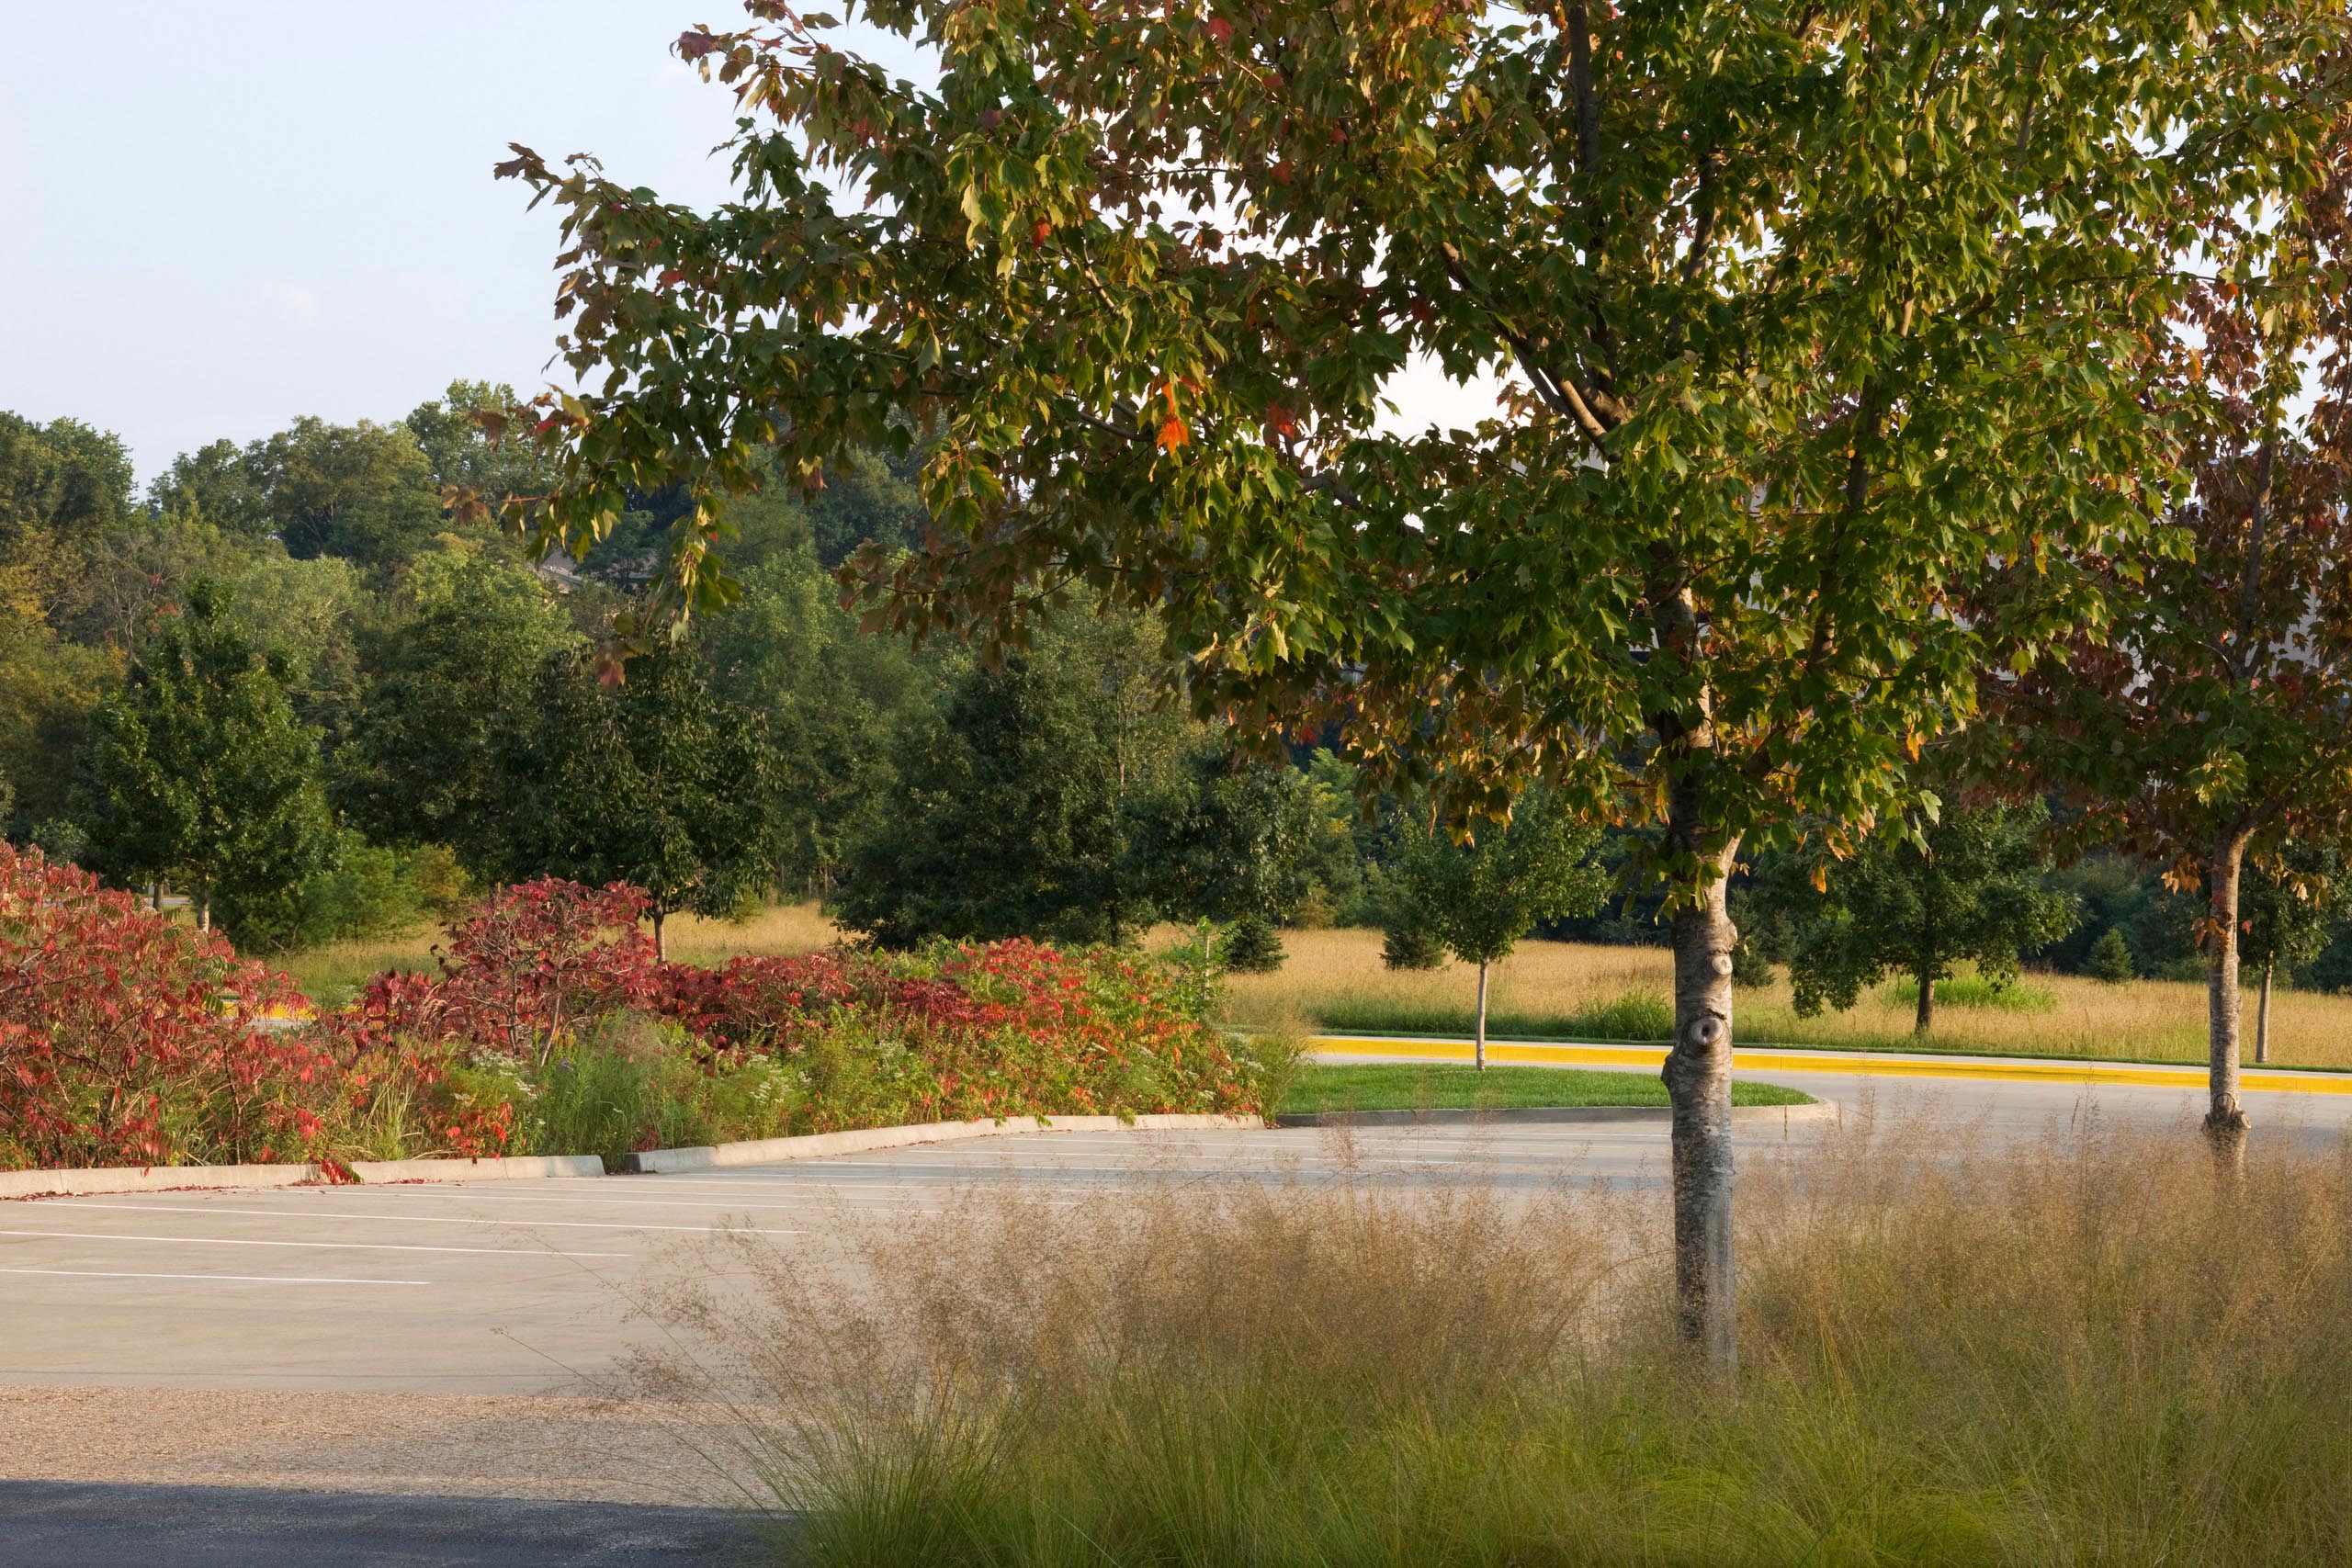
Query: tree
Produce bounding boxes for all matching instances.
[1983,107,2352,1168]
[1388,788,1605,1068]
[834,608,1191,948]
[2085,929,2138,985]
[2240,841,2342,1064]
[493,643,785,961]
[1129,753,1323,972]
[1774,802,2076,1035]
[488,0,2332,1363]
[705,544,934,889]
[336,547,576,864]
[76,579,334,939]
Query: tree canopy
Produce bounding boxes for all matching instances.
[486,0,2343,1361]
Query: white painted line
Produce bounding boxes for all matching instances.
[0,1229,626,1258]
[35,1201,807,1237]
[0,1267,431,1286]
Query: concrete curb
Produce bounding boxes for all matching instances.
[1275,1102,1841,1130]
[346,1154,606,1184]
[622,1113,1264,1174]
[0,1162,323,1200]
[2,1154,605,1200]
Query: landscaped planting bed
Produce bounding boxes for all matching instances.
[0,844,1266,1174]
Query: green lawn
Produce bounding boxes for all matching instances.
[1283,1062,1814,1115]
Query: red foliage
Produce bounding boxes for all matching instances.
[0,842,321,1169]
[333,878,662,1069]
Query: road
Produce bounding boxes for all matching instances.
[4,1040,2347,1564]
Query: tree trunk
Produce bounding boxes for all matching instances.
[195,886,210,933]
[651,905,668,964]
[1662,837,1741,1373]
[151,881,164,913]
[1475,958,1489,1072]
[2205,834,2251,1171]
[1915,973,1935,1036]
[2256,964,2273,1066]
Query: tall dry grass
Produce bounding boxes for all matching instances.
[1216,927,2352,1068]
[634,1122,2352,1566]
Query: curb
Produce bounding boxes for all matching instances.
[1,1154,606,1200]
[622,1113,1264,1174]
[1275,1102,1840,1129]
[0,1162,323,1200]
[346,1154,606,1184]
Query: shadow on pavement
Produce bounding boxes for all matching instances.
[0,1481,773,1568]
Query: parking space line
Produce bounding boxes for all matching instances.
[32,1201,806,1236]
[0,1267,431,1286]
[0,1228,625,1258]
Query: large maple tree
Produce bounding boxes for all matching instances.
[483,0,2338,1363]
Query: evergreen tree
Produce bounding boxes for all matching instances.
[2085,929,2137,985]
[77,578,334,940]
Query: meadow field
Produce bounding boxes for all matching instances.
[279,905,2352,1069]
[1220,926,2352,1068]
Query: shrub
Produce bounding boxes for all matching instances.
[1381,920,1447,971]
[1883,974,2057,1012]
[332,878,662,1069]
[2085,927,2137,983]
[0,842,321,1169]
[1217,912,1286,973]
[1568,989,1676,1041]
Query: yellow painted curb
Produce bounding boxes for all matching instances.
[1307,1038,2352,1097]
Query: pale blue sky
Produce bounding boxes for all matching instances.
[0,3,1498,485]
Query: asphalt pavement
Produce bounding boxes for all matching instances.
[0,1483,763,1568]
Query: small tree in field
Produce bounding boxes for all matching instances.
[1389,790,1605,1069]
[2240,841,2342,1064]
[481,0,2330,1362]
[1776,801,2077,1035]
[78,578,334,938]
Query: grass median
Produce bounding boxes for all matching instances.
[1283,1062,1812,1115]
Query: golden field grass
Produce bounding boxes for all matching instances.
[282,906,2352,1069]
[1216,925,2352,1070]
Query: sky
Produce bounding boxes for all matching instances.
[1,3,1502,489]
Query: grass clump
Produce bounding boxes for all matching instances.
[644,1121,2352,1566]
[1316,986,1676,1042]
[1883,974,2058,1013]
[1283,1062,1811,1113]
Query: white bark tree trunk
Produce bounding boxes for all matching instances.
[2255,964,2273,1066]
[1475,958,1489,1071]
[196,886,210,933]
[1662,837,1740,1373]
[2205,833,2251,1171]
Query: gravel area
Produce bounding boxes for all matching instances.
[0,1384,749,1506]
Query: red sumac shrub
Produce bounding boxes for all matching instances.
[333,878,662,1068]
[0,842,320,1169]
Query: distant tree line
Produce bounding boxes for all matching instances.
[11,393,2352,1025]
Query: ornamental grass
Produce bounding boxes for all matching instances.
[636,1112,2352,1567]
